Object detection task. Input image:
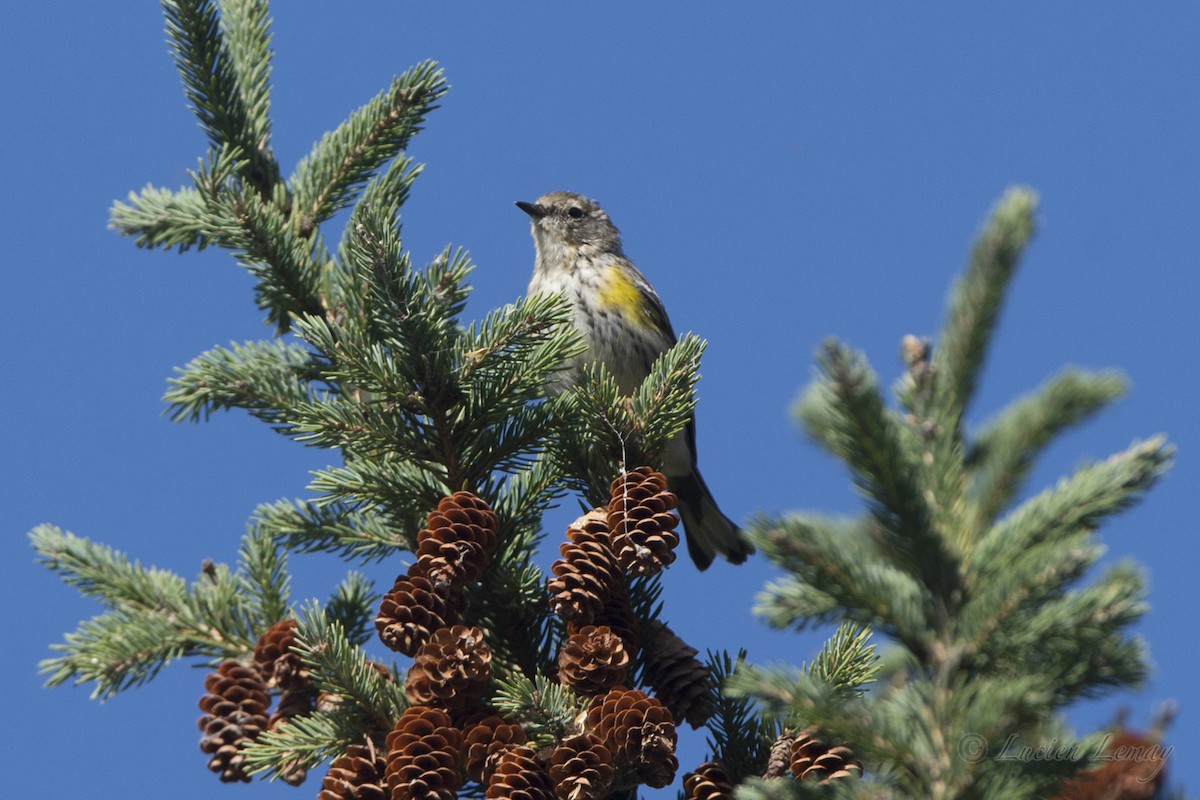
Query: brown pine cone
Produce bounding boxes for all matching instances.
[586,687,678,788]
[405,625,492,712]
[318,742,389,800]
[270,686,318,729]
[384,706,464,800]
[790,728,862,784]
[558,625,630,696]
[1052,729,1167,800]
[684,760,735,800]
[607,467,680,575]
[641,620,713,728]
[414,492,498,590]
[376,572,464,656]
[254,619,309,691]
[485,745,554,800]
[547,509,622,624]
[765,733,794,779]
[461,711,529,782]
[548,733,614,800]
[569,590,639,658]
[197,660,271,783]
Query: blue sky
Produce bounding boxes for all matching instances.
[4,4,1197,797]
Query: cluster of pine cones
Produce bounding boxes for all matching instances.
[548,468,712,730]
[195,474,863,799]
[366,476,700,800]
[197,619,319,784]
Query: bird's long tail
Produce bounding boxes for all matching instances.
[669,467,754,571]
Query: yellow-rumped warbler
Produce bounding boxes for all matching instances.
[517,191,753,570]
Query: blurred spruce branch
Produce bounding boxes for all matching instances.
[740,188,1173,800]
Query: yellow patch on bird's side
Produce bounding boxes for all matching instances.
[598,267,654,329]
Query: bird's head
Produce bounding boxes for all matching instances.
[516,191,622,251]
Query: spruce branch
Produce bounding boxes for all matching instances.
[408,243,473,342]
[468,557,554,679]
[242,705,373,781]
[217,0,274,156]
[253,497,413,563]
[553,363,632,507]
[702,650,774,784]
[797,341,959,601]
[161,0,280,192]
[735,775,864,800]
[459,463,568,683]
[327,156,423,321]
[339,204,470,375]
[285,389,402,453]
[289,317,431,405]
[258,231,573,544]
[32,524,193,612]
[163,338,322,424]
[743,189,1171,799]
[966,436,1172,578]
[727,623,878,724]
[456,293,581,421]
[629,332,705,460]
[214,181,328,330]
[928,187,1037,422]
[726,661,882,775]
[553,336,706,507]
[754,575,841,626]
[726,631,884,785]
[964,368,1127,531]
[956,531,1102,662]
[32,525,264,697]
[490,452,570,554]
[930,675,1062,797]
[306,458,448,536]
[453,295,583,486]
[804,622,879,698]
[109,184,215,251]
[192,557,265,640]
[109,145,245,251]
[290,62,446,230]
[325,571,378,647]
[292,602,406,731]
[956,438,1168,672]
[627,573,666,624]
[1001,561,1149,701]
[624,573,667,682]
[802,676,1038,796]
[40,609,198,700]
[492,672,584,749]
[748,514,931,654]
[237,523,291,626]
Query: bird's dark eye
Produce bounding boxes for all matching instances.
[567,206,585,219]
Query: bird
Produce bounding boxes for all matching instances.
[516,191,753,570]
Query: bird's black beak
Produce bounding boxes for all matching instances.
[515,201,546,219]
